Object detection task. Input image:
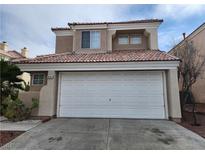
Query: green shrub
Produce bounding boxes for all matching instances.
[0,59,30,115]
[2,96,39,122]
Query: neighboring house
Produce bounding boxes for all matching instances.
[0,41,26,60]
[169,23,205,104]
[15,19,181,122]
[0,41,31,85]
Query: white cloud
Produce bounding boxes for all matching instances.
[1,5,130,57]
[152,5,205,20]
[1,4,204,56]
[158,30,183,51]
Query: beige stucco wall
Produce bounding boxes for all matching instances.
[189,28,205,103]
[145,28,158,50]
[170,26,205,103]
[54,25,159,54]
[38,71,57,116]
[112,30,148,50]
[56,36,73,54]
[192,72,205,103]
[19,91,40,116]
[166,69,182,119]
[19,71,57,117]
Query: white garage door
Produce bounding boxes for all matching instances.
[58,71,166,119]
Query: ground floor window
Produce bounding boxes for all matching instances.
[32,73,45,85]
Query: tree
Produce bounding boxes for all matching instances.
[173,41,205,125]
[0,59,29,114]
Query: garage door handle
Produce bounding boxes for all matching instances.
[109,98,111,101]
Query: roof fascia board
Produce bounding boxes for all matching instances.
[53,30,74,36]
[71,24,107,30]
[17,61,179,72]
[71,22,161,30]
[107,22,161,30]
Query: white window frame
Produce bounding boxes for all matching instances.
[130,35,142,45]
[32,73,45,86]
[118,35,129,45]
[81,30,101,49]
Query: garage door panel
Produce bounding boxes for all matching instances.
[60,105,165,110]
[60,108,165,119]
[60,96,164,105]
[58,71,166,119]
[61,86,163,95]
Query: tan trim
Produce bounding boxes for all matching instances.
[162,71,169,119]
[17,61,180,72]
[57,72,62,117]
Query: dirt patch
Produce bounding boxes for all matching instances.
[180,112,205,138]
[0,131,24,147]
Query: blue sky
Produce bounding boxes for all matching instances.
[0,4,205,57]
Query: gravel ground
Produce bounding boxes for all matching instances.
[179,111,205,138]
[0,131,24,147]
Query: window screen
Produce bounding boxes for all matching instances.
[118,36,129,44]
[130,35,141,44]
[90,31,100,49]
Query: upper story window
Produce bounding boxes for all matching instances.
[130,35,141,44]
[82,31,100,49]
[32,73,45,85]
[118,35,142,45]
[118,36,129,45]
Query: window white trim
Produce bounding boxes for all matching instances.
[32,73,45,86]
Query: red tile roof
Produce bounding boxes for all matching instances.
[68,19,163,26]
[13,50,179,64]
[8,50,25,59]
[52,19,163,31]
[0,50,25,59]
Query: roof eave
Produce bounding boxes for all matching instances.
[67,19,163,26]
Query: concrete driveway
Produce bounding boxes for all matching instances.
[1,118,205,150]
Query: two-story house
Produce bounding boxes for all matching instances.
[15,19,182,122]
